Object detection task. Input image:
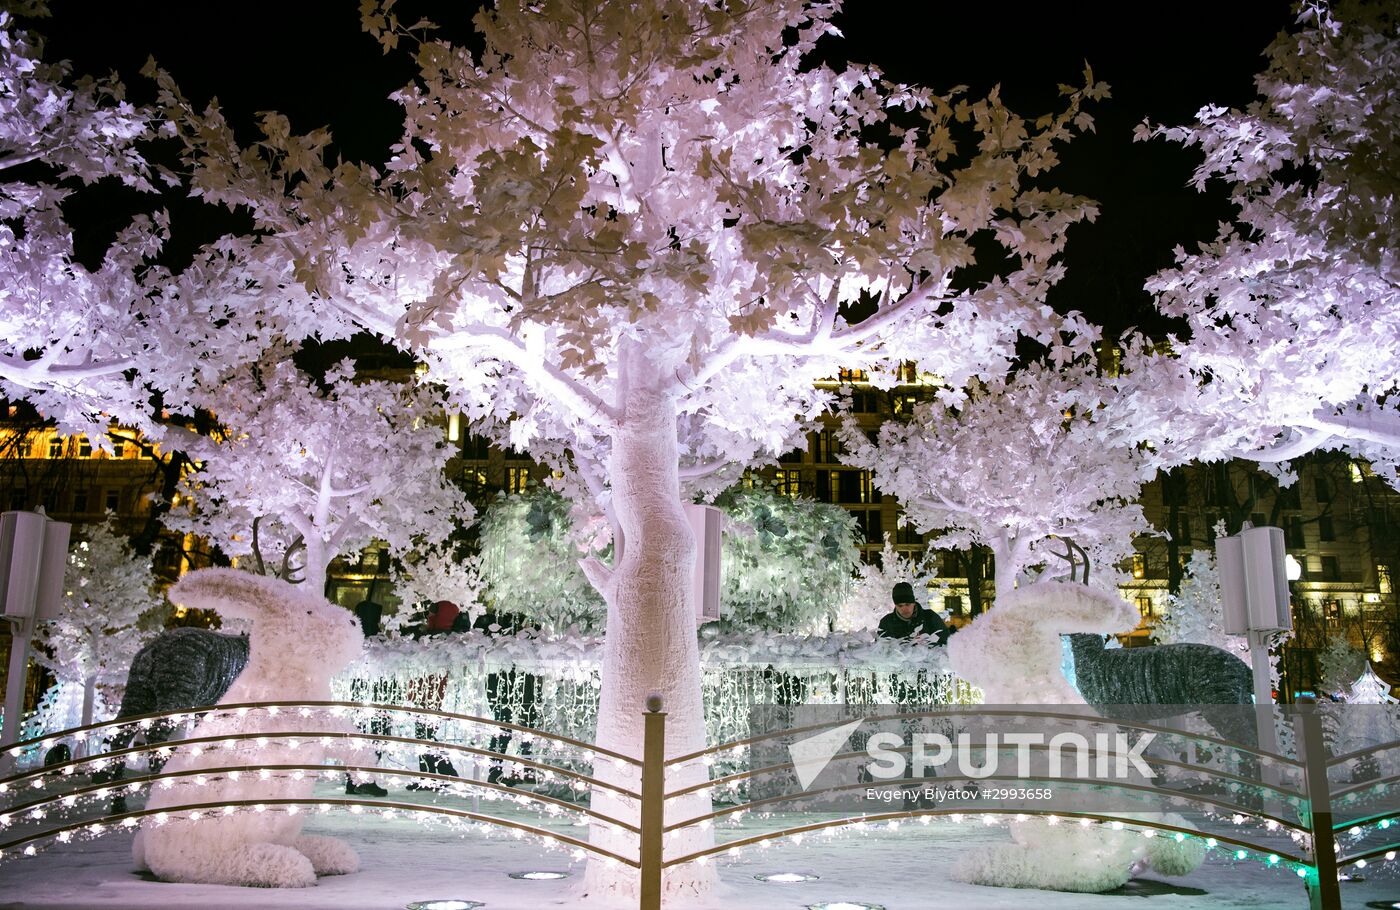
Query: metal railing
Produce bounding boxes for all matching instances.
[635,696,1354,910]
[8,695,1399,910]
[0,700,644,870]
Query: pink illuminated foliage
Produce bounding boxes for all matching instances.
[841,355,1155,597]
[162,353,469,594]
[146,1,1106,892]
[1137,0,1400,485]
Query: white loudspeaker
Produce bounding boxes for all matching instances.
[0,510,71,621]
[686,504,722,624]
[1216,525,1291,635]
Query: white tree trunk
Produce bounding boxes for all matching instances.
[992,533,1035,599]
[583,390,715,899]
[81,673,97,728]
[301,536,328,596]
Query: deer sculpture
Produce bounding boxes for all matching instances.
[1053,538,1257,747]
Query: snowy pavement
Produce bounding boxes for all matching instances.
[0,785,1392,910]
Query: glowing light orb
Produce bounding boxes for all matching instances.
[805,903,885,910]
[755,872,820,883]
[405,901,484,910]
[508,871,569,881]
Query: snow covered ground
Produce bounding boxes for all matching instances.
[0,782,1390,910]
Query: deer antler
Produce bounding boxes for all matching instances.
[1048,536,1092,585]
[1065,538,1092,585]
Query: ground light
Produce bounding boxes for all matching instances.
[805,903,886,910]
[755,871,821,882]
[405,901,485,910]
[1363,902,1400,909]
[507,871,570,881]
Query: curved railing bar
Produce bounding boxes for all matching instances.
[4,700,640,767]
[1338,841,1400,869]
[1329,774,1400,803]
[0,797,639,867]
[663,773,1305,836]
[1327,739,1400,768]
[665,742,1305,803]
[661,807,1307,868]
[1329,809,1400,831]
[0,731,642,801]
[666,707,1300,768]
[0,763,639,835]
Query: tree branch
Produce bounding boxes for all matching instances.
[1233,428,1333,463]
[427,322,620,425]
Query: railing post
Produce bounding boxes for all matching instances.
[1294,696,1340,910]
[640,694,666,910]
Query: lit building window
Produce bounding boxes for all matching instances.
[78,437,91,458]
[111,439,125,458]
[48,437,63,458]
[507,466,531,494]
[1131,553,1146,579]
[1136,595,1154,618]
[775,469,802,498]
[1380,565,1393,595]
[1350,462,1365,484]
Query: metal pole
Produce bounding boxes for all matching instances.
[2,615,33,753]
[1294,696,1340,910]
[1248,630,1280,755]
[639,695,666,910]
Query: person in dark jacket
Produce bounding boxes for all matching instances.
[877,582,951,644]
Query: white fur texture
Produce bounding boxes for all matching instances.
[133,569,365,887]
[947,581,1139,704]
[953,816,1205,893]
[946,583,1202,892]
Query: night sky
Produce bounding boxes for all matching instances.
[37,1,1296,339]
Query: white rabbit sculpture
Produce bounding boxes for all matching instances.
[133,569,366,887]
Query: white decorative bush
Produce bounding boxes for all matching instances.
[714,485,860,633]
[476,488,606,632]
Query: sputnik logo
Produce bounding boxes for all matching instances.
[788,719,863,790]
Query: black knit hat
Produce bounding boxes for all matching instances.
[892,582,916,604]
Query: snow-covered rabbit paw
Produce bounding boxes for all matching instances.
[233,842,317,888]
[1146,835,1206,876]
[294,834,360,876]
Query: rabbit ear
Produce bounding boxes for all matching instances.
[169,568,298,622]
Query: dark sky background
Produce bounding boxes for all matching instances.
[36,1,1297,339]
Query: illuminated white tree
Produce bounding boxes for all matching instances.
[1140,1,1400,484]
[0,7,164,436]
[156,1,1103,891]
[842,357,1153,597]
[1150,549,1247,657]
[164,355,470,594]
[34,512,164,726]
